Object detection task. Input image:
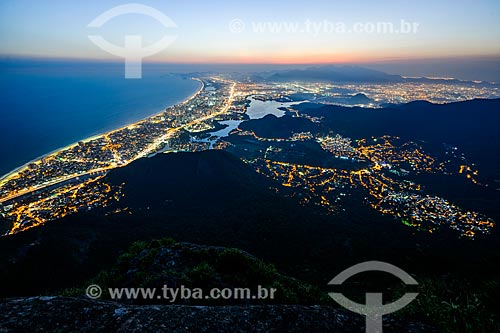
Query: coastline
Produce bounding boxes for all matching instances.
[0,78,204,185]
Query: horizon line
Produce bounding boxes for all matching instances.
[2,53,500,66]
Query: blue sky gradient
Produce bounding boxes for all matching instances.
[0,0,499,64]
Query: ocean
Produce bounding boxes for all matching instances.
[0,60,201,176]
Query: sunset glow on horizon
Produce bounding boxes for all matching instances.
[1,0,500,80]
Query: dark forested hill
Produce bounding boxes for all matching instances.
[1,150,499,300]
[289,98,500,176]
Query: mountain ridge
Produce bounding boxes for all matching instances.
[264,65,499,85]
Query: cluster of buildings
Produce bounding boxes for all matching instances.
[374,192,495,238]
[5,176,123,235]
[0,78,496,238]
[267,81,500,105]
[317,134,361,160]
[339,82,500,104]
[0,77,234,234]
[248,131,494,238]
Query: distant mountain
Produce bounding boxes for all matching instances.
[349,93,373,104]
[268,65,402,83]
[265,65,498,85]
[315,93,375,105]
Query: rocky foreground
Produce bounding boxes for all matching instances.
[0,296,438,332]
